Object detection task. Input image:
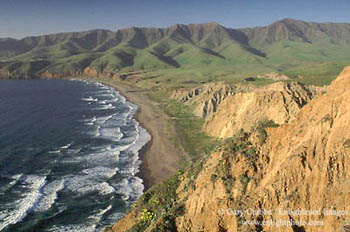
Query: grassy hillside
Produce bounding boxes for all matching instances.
[1,19,350,86]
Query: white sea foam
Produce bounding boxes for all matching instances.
[88,205,113,232]
[9,174,24,187]
[48,224,96,232]
[95,104,116,110]
[116,176,144,202]
[95,125,101,137]
[1,79,152,231]
[99,127,123,141]
[96,115,113,124]
[66,148,82,155]
[84,116,97,125]
[0,175,47,231]
[82,96,98,102]
[64,148,120,166]
[97,93,114,98]
[49,80,151,230]
[33,179,65,212]
[0,174,24,194]
[60,143,72,149]
[108,98,118,103]
[95,205,112,219]
[65,167,117,195]
[115,121,151,203]
[99,86,110,90]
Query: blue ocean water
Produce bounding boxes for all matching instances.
[0,79,150,231]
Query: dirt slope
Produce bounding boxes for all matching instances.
[172,81,325,138]
[112,67,350,232]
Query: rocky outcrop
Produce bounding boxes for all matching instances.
[256,72,290,80]
[204,82,326,138]
[171,82,258,118]
[172,81,326,138]
[111,67,350,232]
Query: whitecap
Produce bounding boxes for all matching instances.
[96,115,113,124]
[98,127,123,141]
[82,96,98,102]
[113,121,151,203]
[49,150,60,154]
[64,167,117,196]
[60,143,72,149]
[85,116,97,126]
[0,175,47,231]
[116,177,144,202]
[96,104,116,110]
[33,179,65,212]
[0,174,24,193]
[48,224,96,232]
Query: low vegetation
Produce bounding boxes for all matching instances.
[147,91,219,159]
[214,130,258,194]
[126,170,185,232]
[251,119,280,144]
[2,20,350,88]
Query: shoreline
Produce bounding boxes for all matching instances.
[101,80,186,191]
[1,77,184,191]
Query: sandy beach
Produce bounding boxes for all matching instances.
[103,81,187,190]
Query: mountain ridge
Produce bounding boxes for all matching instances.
[1,18,350,86]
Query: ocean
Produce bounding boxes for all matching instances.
[0,79,150,231]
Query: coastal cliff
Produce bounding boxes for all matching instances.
[171,81,326,138]
[111,67,350,232]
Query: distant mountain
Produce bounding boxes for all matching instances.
[1,19,350,80]
[241,18,350,45]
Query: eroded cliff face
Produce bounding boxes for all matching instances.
[171,82,257,118]
[204,82,327,138]
[112,67,350,232]
[172,81,326,138]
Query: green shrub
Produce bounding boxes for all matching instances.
[210,174,218,183]
[321,114,332,123]
[244,148,257,159]
[150,215,177,232]
[128,220,151,232]
[147,91,219,159]
[251,118,279,144]
[221,176,235,194]
[257,129,268,144]
[126,171,184,232]
[240,174,251,185]
[344,139,350,149]
[103,226,113,232]
[240,174,251,193]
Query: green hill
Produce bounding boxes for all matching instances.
[1,18,350,86]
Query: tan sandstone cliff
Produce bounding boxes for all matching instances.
[112,67,350,232]
[172,82,326,138]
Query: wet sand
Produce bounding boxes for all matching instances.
[103,81,187,190]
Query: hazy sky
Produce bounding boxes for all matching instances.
[1,0,350,39]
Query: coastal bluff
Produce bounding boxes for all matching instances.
[111,67,350,232]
